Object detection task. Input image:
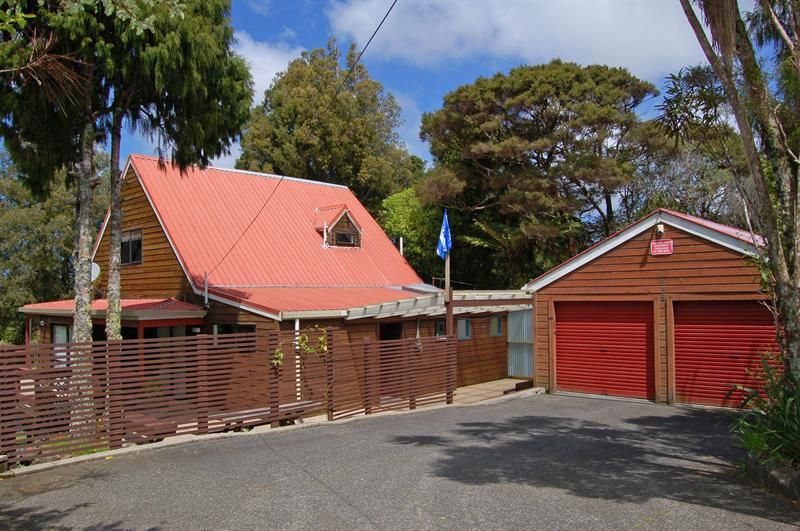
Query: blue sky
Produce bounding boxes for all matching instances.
[122,0,715,169]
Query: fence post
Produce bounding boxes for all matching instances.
[108,341,124,449]
[410,339,420,410]
[405,340,416,410]
[254,330,268,410]
[446,337,456,405]
[268,330,281,428]
[363,338,372,415]
[197,335,209,435]
[326,328,334,421]
[0,367,18,466]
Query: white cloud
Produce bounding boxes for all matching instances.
[246,0,271,16]
[234,30,303,103]
[327,0,707,82]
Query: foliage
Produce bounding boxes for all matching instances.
[679,0,800,381]
[271,327,328,369]
[732,356,800,468]
[236,38,418,213]
[2,1,252,341]
[0,151,109,344]
[379,188,441,284]
[417,60,660,287]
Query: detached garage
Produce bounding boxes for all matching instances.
[523,209,779,407]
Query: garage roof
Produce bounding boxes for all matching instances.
[521,209,762,292]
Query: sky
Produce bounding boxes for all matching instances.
[121,0,714,169]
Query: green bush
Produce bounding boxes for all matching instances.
[732,356,800,468]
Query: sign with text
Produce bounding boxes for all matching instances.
[650,239,674,256]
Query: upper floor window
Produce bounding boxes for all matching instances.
[121,229,143,265]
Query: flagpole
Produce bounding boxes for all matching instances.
[445,251,453,337]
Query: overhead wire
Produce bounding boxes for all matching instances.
[206,0,400,279]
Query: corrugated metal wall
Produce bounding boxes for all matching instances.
[507,310,533,377]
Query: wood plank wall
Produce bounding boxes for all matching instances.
[533,224,765,400]
[93,168,192,300]
[453,315,507,387]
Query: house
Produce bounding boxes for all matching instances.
[20,154,531,386]
[522,208,779,407]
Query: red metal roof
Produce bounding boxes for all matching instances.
[659,208,766,246]
[313,204,347,231]
[21,298,203,313]
[123,155,424,315]
[209,286,420,314]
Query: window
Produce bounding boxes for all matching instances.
[435,319,446,337]
[335,232,357,247]
[52,324,72,368]
[490,316,503,337]
[212,324,256,335]
[121,229,143,265]
[457,319,471,340]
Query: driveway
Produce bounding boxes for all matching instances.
[0,394,798,530]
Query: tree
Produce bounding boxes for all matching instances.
[379,188,441,284]
[100,0,252,339]
[2,1,252,341]
[236,38,416,213]
[418,60,659,287]
[679,0,800,381]
[0,151,109,344]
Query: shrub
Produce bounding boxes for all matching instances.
[732,356,800,468]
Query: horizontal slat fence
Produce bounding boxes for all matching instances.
[0,329,456,467]
[327,335,457,420]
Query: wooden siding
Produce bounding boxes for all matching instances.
[205,303,278,333]
[454,315,507,387]
[533,223,765,400]
[93,168,192,300]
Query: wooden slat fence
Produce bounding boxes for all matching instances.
[327,335,457,420]
[0,330,456,468]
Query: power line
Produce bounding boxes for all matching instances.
[335,0,399,97]
[207,0,399,279]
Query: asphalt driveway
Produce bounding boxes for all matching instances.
[1,394,798,530]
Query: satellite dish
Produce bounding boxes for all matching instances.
[91,262,101,282]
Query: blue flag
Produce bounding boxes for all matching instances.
[436,209,452,260]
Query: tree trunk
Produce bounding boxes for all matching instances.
[105,111,124,340]
[72,122,97,344]
[682,0,800,382]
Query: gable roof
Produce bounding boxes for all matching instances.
[521,208,763,292]
[95,155,426,319]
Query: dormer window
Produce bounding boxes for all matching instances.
[314,204,362,248]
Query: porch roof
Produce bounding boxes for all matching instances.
[19,298,206,321]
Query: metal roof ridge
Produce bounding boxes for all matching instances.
[209,284,408,289]
[129,153,350,189]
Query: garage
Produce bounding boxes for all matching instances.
[525,208,774,406]
[674,300,779,407]
[555,301,655,399]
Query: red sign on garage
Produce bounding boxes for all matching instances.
[650,239,674,256]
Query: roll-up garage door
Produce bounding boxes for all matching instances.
[674,301,778,407]
[555,301,655,399]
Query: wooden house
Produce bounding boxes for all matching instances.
[21,155,531,387]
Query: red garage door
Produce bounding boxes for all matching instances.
[674,301,778,407]
[555,302,655,399]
